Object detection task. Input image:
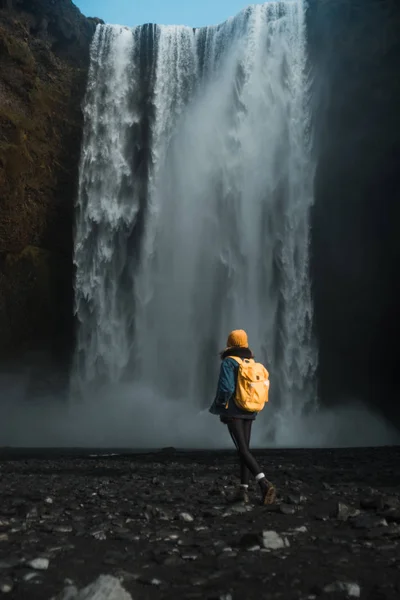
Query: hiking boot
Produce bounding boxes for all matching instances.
[227,487,249,504]
[261,482,276,505]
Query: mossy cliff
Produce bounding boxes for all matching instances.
[0,0,100,376]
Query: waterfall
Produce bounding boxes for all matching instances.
[74,1,317,445]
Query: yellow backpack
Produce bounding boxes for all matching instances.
[230,357,270,413]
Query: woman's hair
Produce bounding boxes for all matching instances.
[220,346,254,360]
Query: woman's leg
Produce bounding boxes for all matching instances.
[227,418,276,504]
[240,420,252,486]
[227,419,262,477]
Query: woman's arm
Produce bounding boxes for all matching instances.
[215,358,236,406]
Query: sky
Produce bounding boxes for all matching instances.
[73,0,265,28]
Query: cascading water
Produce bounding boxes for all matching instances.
[73,1,318,446]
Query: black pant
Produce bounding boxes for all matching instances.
[226,418,262,485]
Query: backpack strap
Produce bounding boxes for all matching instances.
[229,356,254,366]
[229,356,242,366]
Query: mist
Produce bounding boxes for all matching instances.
[1,368,398,448]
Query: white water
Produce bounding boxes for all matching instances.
[73,2,318,446]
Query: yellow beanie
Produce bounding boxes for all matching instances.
[226,329,248,349]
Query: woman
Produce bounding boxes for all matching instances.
[209,329,276,505]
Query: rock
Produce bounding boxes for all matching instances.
[62,575,133,600]
[0,558,22,570]
[311,500,337,521]
[0,0,97,363]
[24,571,41,581]
[351,515,388,530]
[279,503,296,515]
[293,525,308,533]
[54,585,79,600]
[53,525,73,533]
[0,578,13,593]
[323,581,361,597]
[366,524,400,540]
[91,529,107,541]
[285,493,306,505]
[336,502,361,521]
[360,496,385,511]
[26,506,39,519]
[28,557,49,570]
[179,512,194,523]
[181,553,199,561]
[382,496,400,510]
[380,508,400,523]
[262,531,290,550]
[0,534,9,542]
[222,504,252,517]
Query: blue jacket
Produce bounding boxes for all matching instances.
[209,357,256,420]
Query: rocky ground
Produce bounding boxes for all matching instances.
[0,446,399,599]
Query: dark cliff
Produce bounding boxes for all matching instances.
[309,0,400,424]
[0,0,99,386]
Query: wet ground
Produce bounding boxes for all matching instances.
[0,446,400,599]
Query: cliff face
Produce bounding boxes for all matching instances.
[0,0,99,379]
[308,0,400,423]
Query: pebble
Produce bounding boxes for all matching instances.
[59,574,132,599]
[24,571,41,581]
[352,515,388,530]
[323,581,361,597]
[336,502,360,521]
[28,557,49,570]
[53,525,73,533]
[279,503,296,515]
[286,493,306,505]
[0,558,21,570]
[0,578,13,593]
[179,512,194,523]
[91,529,107,541]
[262,531,290,550]
[293,526,308,533]
[53,585,78,600]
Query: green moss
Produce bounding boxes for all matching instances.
[0,105,32,133]
[0,138,32,186]
[0,27,35,70]
[5,245,51,266]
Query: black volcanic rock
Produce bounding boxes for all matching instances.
[0,447,398,599]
